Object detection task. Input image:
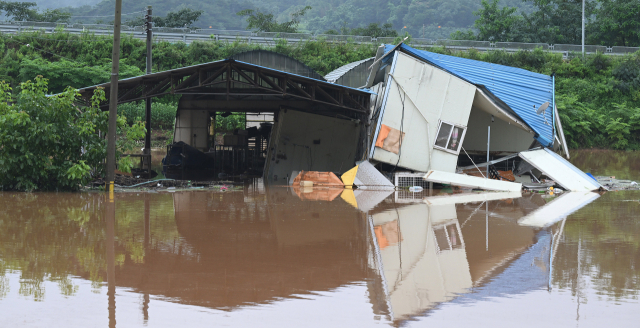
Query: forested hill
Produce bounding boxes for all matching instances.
[18,0,531,38]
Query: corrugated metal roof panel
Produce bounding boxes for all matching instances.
[385,44,555,147]
[324,57,374,83]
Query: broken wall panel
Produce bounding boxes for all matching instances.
[264,109,361,184]
[370,52,476,173]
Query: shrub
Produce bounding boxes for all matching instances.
[0,76,144,191]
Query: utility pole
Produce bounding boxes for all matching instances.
[581,0,585,56]
[106,0,123,191]
[144,6,152,153]
[143,6,153,175]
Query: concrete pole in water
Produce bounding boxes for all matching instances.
[144,6,153,160]
[105,0,123,190]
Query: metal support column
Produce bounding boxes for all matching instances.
[486,126,490,179]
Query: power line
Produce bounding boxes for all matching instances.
[12,35,113,42]
[67,10,145,18]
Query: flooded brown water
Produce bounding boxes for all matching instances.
[1,155,640,327]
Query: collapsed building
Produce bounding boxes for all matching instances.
[76,44,601,191]
[332,43,600,192]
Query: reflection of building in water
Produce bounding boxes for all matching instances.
[100,189,600,325]
[111,188,371,310]
[366,192,564,324]
[368,202,472,322]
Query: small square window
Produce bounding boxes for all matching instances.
[433,121,466,155]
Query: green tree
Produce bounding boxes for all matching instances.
[0,76,145,191]
[0,1,70,22]
[518,0,596,44]
[237,6,311,33]
[0,77,107,191]
[589,0,640,47]
[124,8,204,28]
[325,23,398,38]
[473,0,523,42]
[0,1,36,21]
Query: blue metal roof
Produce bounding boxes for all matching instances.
[385,44,555,147]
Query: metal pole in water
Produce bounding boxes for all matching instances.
[485,201,489,251]
[105,0,123,189]
[486,126,490,179]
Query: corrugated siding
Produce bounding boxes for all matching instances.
[384,44,555,147]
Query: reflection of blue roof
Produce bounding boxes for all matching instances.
[446,231,551,306]
[385,44,555,147]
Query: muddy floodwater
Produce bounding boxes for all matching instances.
[1,154,640,327]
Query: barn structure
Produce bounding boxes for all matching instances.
[77,51,373,183]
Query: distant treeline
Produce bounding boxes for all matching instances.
[1,28,640,149]
[3,0,639,46]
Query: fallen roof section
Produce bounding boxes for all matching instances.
[384,43,555,147]
[424,170,522,192]
[518,148,601,191]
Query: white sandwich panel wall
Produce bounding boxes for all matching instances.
[371,52,476,173]
[463,108,534,153]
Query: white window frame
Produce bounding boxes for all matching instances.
[433,120,467,155]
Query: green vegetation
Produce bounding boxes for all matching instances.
[0,30,376,90]
[123,8,203,28]
[460,0,640,47]
[324,22,398,38]
[1,23,640,170]
[118,102,176,130]
[215,113,246,133]
[237,5,311,33]
[0,76,144,191]
[0,0,71,22]
[46,0,530,38]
